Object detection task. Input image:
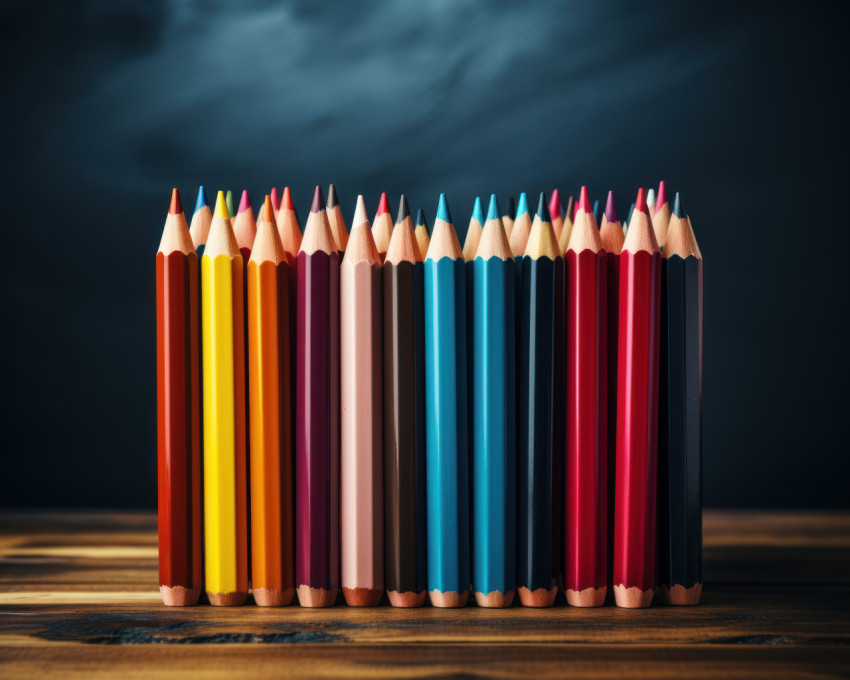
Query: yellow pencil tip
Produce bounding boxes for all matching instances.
[214,191,229,219]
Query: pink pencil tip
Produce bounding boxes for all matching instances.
[377,192,390,216]
[270,187,280,211]
[238,190,250,214]
[549,189,561,216]
[656,180,668,208]
[635,188,647,214]
[578,186,591,213]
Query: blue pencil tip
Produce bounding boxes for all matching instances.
[536,192,551,222]
[195,186,208,212]
[472,196,484,223]
[672,192,685,218]
[626,202,635,226]
[516,192,529,218]
[592,199,600,220]
[415,208,428,227]
[502,196,515,218]
[486,194,500,222]
[437,193,452,223]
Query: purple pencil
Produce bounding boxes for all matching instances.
[295,186,341,607]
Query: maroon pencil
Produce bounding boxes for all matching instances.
[295,187,341,607]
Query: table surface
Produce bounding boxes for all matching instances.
[0,510,848,679]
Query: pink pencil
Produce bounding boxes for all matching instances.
[340,195,384,606]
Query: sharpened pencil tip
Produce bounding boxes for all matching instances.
[327,184,339,208]
[549,189,561,219]
[415,208,428,228]
[593,199,600,220]
[486,194,500,222]
[353,194,368,226]
[238,190,250,214]
[672,192,685,218]
[516,192,529,218]
[376,192,390,216]
[270,187,280,211]
[505,196,516,218]
[578,186,591,213]
[437,193,452,223]
[311,186,325,213]
[536,192,551,222]
[194,186,208,213]
[635,188,647,214]
[214,191,229,219]
[626,202,635,226]
[225,190,235,218]
[396,194,410,224]
[656,180,668,208]
[262,195,273,222]
[566,195,575,221]
[605,191,618,223]
[282,186,294,211]
[646,187,656,209]
[472,196,484,223]
[169,188,182,215]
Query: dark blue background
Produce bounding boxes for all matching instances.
[2,1,847,507]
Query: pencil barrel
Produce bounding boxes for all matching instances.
[295,249,341,605]
[156,252,203,605]
[516,255,562,606]
[472,257,516,606]
[340,260,383,606]
[613,250,661,608]
[604,251,619,594]
[565,249,608,607]
[383,261,428,606]
[424,257,470,606]
[658,256,703,605]
[247,260,294,606]
[201,253,249,605]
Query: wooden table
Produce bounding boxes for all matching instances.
[1,511,848,678]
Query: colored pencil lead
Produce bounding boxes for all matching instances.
[672,192,685,219]
[536,191,551,222]
[169,187,182,215]
[270,187,280,212]
[656,181,668,212]
[225,190,236,220]
[195,186,209,212]
[517,192,530,217]
[238,190,251,214]
[566,195,575,222]
[376,192,390,217]
[605,191,618,223]
[283,186,295,211]
[311,185,325,213]
[437,193,452,223]
[396,194,410,223]
[328,184,340,209]
[549,190,561,223]
[215,191,230,219]
[503,196,516,220]
[577,186,591,214]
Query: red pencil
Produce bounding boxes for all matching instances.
[564,187,608,607]
[613,188,661,608]
[156,189,202,606]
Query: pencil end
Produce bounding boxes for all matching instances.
[516,192,529,218]
[472,196,484,224]
[194,186,208,213]
[672,191,685,218]
[376,192,390,217]
[485,194,500,222]
[311,185,325,213]
[536,191,551,222]
[548,189,561,219]
[160,585,200,607]
[169,188,182,215]
[436,193,452,223]
[396,194,410,224]
[635,187,648,214]
[656,180,668,208]
[604,190,618,223]
[328,183,339,208]
[270,187,280,211]
[578,186,591,214]
[282,186,295,211]
[214,191,229,219]
[415,208,428,229]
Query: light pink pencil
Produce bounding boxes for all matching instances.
[340,195,384,606]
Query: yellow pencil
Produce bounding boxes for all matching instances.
[202,191,248,606]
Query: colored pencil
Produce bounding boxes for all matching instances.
[340,195,384,607]
[652,180,671,248]
[247,196,294,606]
[295,186,341,607]
[508,192,531,258]
[189,186,211,255]
[471,195,516,608]
[270,187,281,219]
[225,190,236,227]
[557,195,576,256]
[202,191,249,606]
[462,197,484,262]
[592,198,600,224]
[658,193,703,606]
[646,187,656,215]
[624,202,635,232]
[372,192,393,262]
[501,196,516,240]
[599,190,624,594]
[613,188,661,608]
[233,190,256,261]
[383,195,428,607]
[549,189,563,243]
[414,208,431,262]
[565,187,608,607]
[156,189,202,607]
[424,193,470,608]
[516,192,562,607]
[328,183,349,254]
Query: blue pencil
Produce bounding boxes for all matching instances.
[472,194,516,607]
[424,193,471,608]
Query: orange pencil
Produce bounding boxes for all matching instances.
[248,197,295,606]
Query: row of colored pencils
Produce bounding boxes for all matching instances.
[156,181,702,609]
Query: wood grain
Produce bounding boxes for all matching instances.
[1,511,849,678]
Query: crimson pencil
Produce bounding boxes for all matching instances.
[613,188,661,608]
[658,193,703,605]
[156,189,202,606]
[598,190,624,592]
[295,186,341,607]
[564,187,608,607]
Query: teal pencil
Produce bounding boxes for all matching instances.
[424,194,470,608]
[472,195,516,608]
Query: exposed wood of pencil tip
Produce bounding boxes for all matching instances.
[474,590,515,608]
[160,585,201,607]
[660,582,703,606]
[517,586,557,608]
[342,587,383,607]
[509,211,533,258]
[475,215,512,261]
[276,188,303,258]
[429,589,470,608]
[232,197,257,253]
[566,586,607,608]
[386,213,421,265]
[566,206,604,254]
[427,217,463,261]
[342,197,380,265]
[249,197,287,265]
[664,214,702,260]
[299,206,336,256]
[204,210,240,259]
[621,207,660,255]
[523,212,560,260]
[159,211,194,255]
[252,588,295,607]
[387,590,428,608]
[599,214,625,255]
[613,584,654,609]
[296,585,339,608]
